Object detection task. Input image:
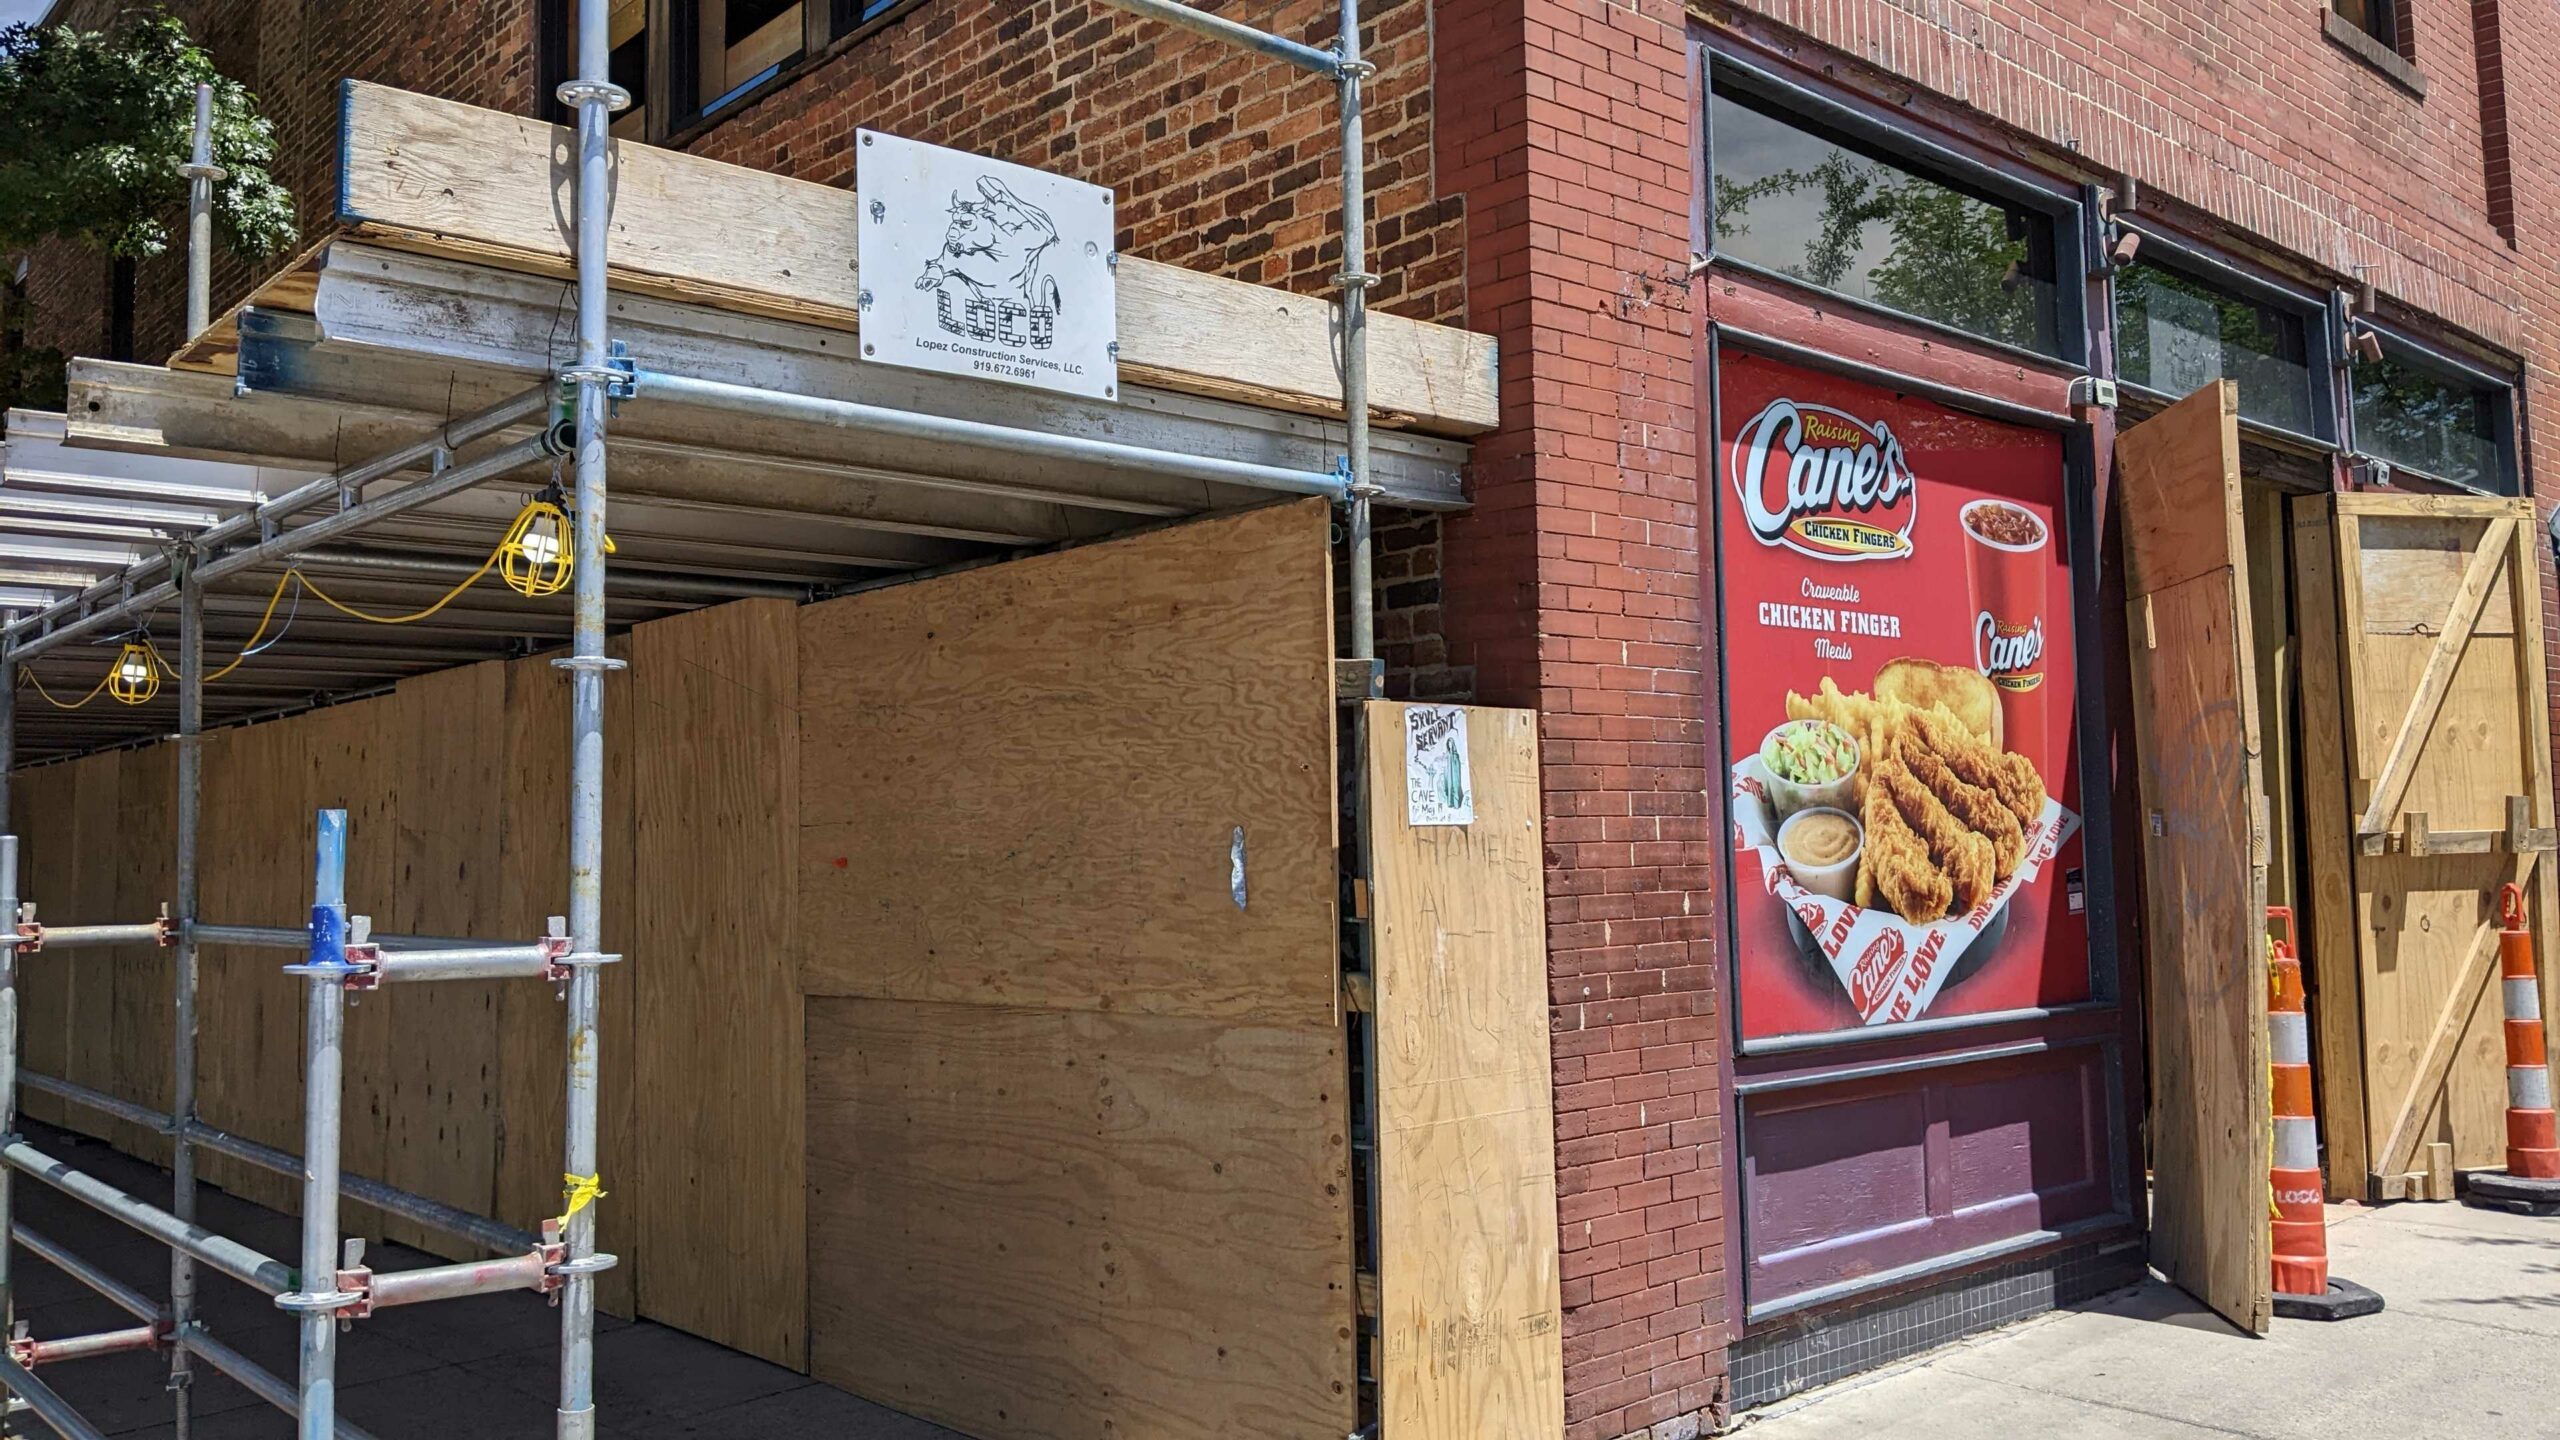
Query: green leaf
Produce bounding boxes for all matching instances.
[0,9,296,261]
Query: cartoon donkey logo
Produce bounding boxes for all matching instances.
[916,175,1063,350]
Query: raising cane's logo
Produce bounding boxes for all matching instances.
[1730,398,1919,562]
[1974,611,2046,692]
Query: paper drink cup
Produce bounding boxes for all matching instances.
[1959,498,2051,770]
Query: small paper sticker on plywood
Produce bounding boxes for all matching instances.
[1406,705,1474,827]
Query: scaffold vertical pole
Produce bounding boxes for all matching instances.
[181,83,223,342]
[556,1,626,1436]
[285,810,352,1439]
[0,834,18,1440]
[169,564,204,1435]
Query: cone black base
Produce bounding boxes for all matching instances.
[2272,1277,2384,1322]
[2462,1171,2560,1217]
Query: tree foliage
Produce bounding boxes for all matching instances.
[1715,151,2042,351]
[0,10,295,261]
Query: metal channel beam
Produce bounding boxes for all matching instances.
[287,241,1467,507]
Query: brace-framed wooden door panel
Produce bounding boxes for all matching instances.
[2323,493,2559,1196]
[2117,381,2273,1335]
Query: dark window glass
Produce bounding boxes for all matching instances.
[541,0,651,139]
[1709,88,2060,356]
[2333,0,2399,51]
[2115,263,2317,435]
[2352,349,2507,491]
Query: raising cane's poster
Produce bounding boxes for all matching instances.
[1717,353,2088,1044]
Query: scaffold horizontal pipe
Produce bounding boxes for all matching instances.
[191,434,554,596]
[367,948,556,983]
[178,1324,384,1440]
[1088,0,1343,73]
[13,1223,169,1325]
[178,1121,539,1256]
[366,1248,552,1310]
[18,923,164,950]
[192,924,491,952]
[0,1143,296,1296]
[14,1074,539,1256]
[3,388,550,664]
[21,1324,162,1367]
[19,1072,167,1134]
[631,371,1352,502]
[0,1351,110,1440]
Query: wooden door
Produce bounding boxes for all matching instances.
[2301,492,2558,1199]
[2116,381,2273,1334]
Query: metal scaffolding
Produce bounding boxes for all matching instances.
[0,0,1391,1434]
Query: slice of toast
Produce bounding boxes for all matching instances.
[1874,657,2001,750]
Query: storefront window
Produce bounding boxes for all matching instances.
[2351,345,2513,493]
[2115,263,2318,437]
[1709,89,2062,357]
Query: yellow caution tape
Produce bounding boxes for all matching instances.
[558,1171,607,1230]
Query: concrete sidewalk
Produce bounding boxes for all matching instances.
[1737,1199,2560,1439]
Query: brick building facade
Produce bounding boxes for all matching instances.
[10,2,2558,1438]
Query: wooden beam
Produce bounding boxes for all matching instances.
[2290,495,2369,1196]
[2354,517,2517,838]
[2369,852,2535,1185]
[295,80,1498,436]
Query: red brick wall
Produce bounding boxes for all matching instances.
[1437,3,1723,1437]
[16,0,541,367]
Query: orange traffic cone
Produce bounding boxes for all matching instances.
[2464,885,2560,1216]
[2267,908,2381,1320]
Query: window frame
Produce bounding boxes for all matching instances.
[2107,222,2341,450]
[1703,53,2093,372]
[540,0,925,145]
[2346,319,2523,496]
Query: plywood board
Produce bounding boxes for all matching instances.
[2330,496,2557,1185]
[316,81,1496,435]
[1363,703,1564,1438]
[111,744,176,1166]
[806,997,1354,1440]
[628,599,805,1368]
[379,661,508,1259]
[12,760,75,1131]
[798,500,1338,1025]
[493,637,638,1318]
[2289,496,2368,1195]
[2116,382,2271,1334]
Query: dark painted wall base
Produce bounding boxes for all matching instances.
[1729,1233,2147,1412]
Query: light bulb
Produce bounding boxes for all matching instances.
[518,527,563,566]
[119,655,150,685]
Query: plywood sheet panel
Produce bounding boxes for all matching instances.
[806,998,1353,1440]
[195,718,305,1212]
[380,661,508,1259]
[629,600,802,1366]
[111,744,176,1165]
[2289,496,2369,1195]
[13,761,75,1130]
[494,637,637,1318]
[303,696,400,1240]
[798,499,1338,1024]
[1363,704,1563,1438]
[59,753,125,1145]
[2116,382,2271,1334]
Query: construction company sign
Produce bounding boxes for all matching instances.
[855,129,1120,401]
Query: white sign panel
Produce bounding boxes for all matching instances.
[1405,705,1475,827]
[855,128,1120,400]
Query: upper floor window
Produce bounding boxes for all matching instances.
[2332,0,2400,54]
[2115,259,2323,439]
[544,0,919,143]
[2351,336,2516,494]
[1706,83,2066,359]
